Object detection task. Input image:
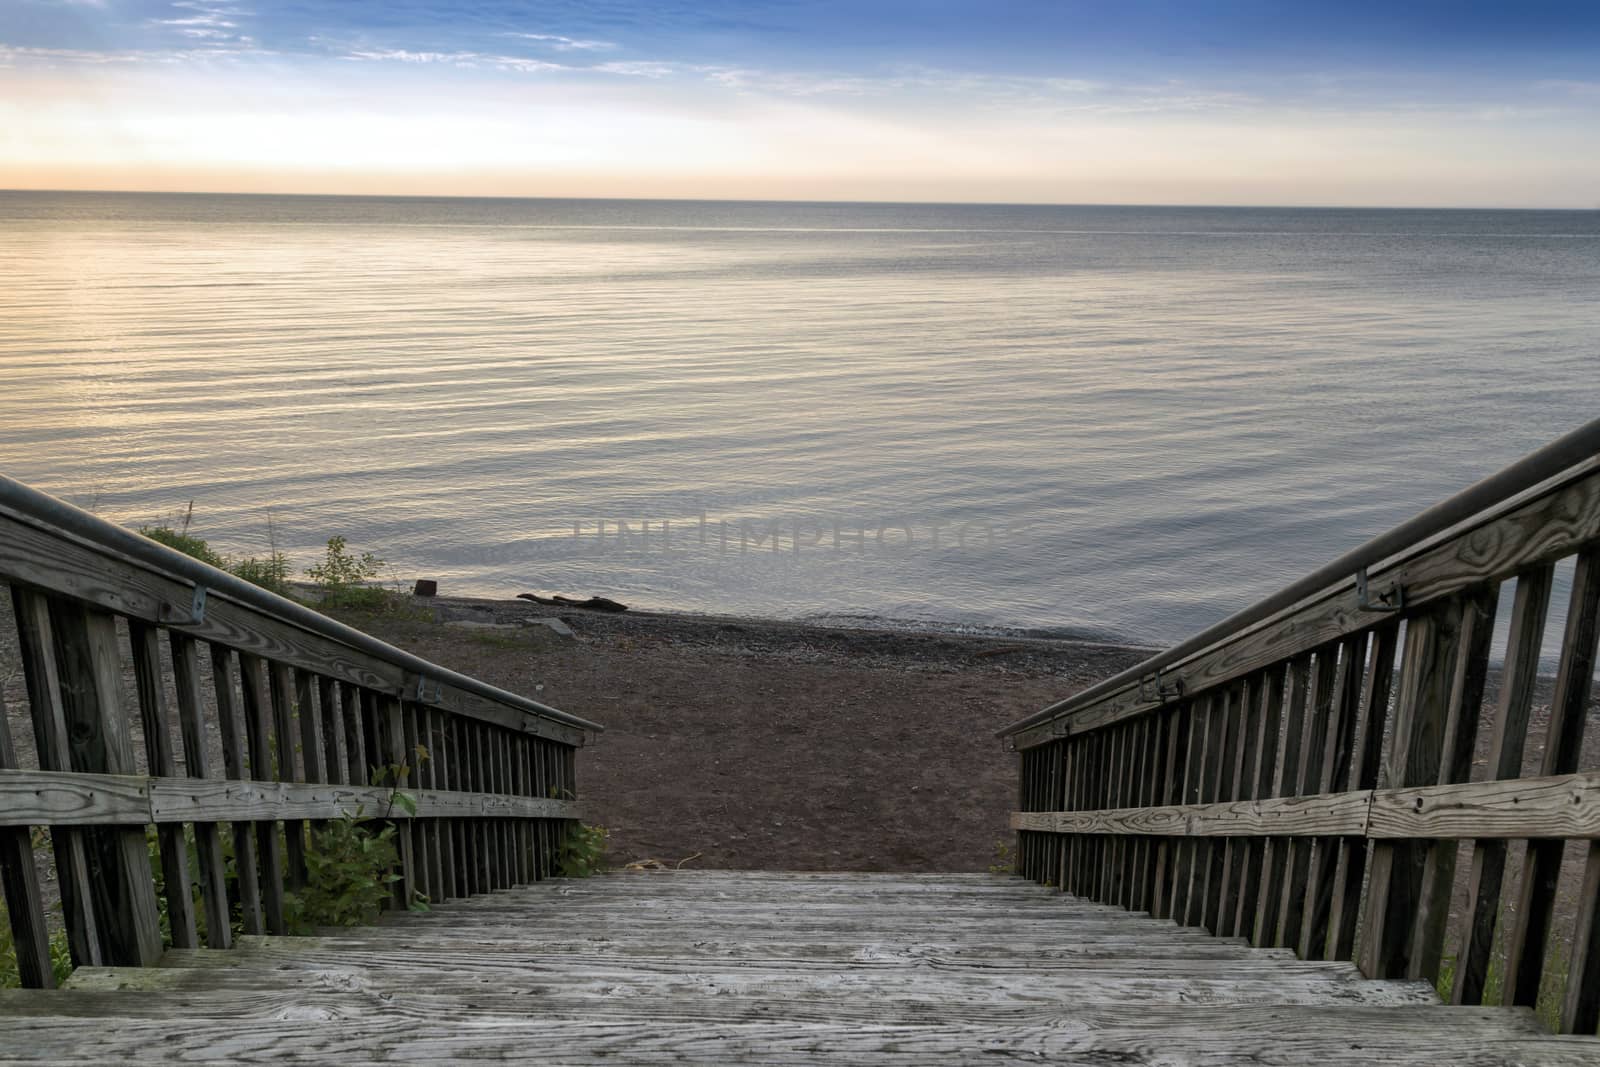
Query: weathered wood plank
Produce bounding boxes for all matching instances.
[0,687,53,988]
[127,620,198,950]
[1504,547,1600,1008]
[0,768,582,825]
[209,644,264,936]
[0,510,583,745]
[46,599,163,967]
[1013,459,1600,751]
[168,633,231,950]
[1010,791,1371,838]
[11,588,102,967]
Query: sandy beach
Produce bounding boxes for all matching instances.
[343,594,1153,873]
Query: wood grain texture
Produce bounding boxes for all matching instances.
[0,689,54,988]
[1013,461,1600,751]
[0,509,585,744]
[1011,791,1372,838]
[3,871,1593,1065]
[1504,547,1600,1010]
[168,632,231,951]
[0,769,582,826]
[45,599,164,968]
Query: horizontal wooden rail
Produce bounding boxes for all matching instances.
[0,769,582,827]
[1013,769,1600,840]
[1010,423,1600,1037]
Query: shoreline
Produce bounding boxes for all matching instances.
[389,590,1159,683]
[326,592,1157,872]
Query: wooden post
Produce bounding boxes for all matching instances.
[46,598,164,967]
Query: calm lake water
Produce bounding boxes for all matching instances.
[1,192,1597,646]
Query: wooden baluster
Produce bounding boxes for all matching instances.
[1125,717,1149,912]
[294,669,326,884]
[11,589,102,967]
[270,664,308,890]
[1329,620,1399,963]
[1100,726,1124,903]
[340,683,367,787]
[168,634,230,949]
[1169,698,1206,925]
[1257,656,1309,947]
[1186,694,1226,928]
[237,654,286,934]
[1151,704,1185,920]
[1300,633,1370,960]
[1219,674,1263,937]
[1359,598,1468,979]
[210,645,264,936]
[1070,736,1089,897]
[1237,663,1284,943]
[0,683,54,987]
[128,620,197,950]
[47,599,163,965]
[437,710,459,899]
[530,733,547,882]
[1504,548,1600,1009]
[492,727,509,890]
[318,677,346,787]
[402,702,431,904]
[1049,738,1066,890]
[1567,838,1600,1033]
[1280,652,1344,953]
[381,695,416,909]
[1405,585,1497,981]
[1202,685,1243,932]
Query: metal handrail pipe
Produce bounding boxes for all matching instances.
[1000,414,1600,738]
[0,473,603,734]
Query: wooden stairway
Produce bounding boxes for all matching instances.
[1,871,1592,1064]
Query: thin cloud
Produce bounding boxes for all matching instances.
[343,49,566,74]
[504,32,615,52]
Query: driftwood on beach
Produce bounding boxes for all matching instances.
[518,593,628,613]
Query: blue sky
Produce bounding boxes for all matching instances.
[3,1,1599,204]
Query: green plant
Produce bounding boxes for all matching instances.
[141,507,227,569]
[988,839,1016,875]
[229,552,291,595]
[140,502,293,596]
[0,900,75,989]
[307,535,392,610]
[283,811,405,931]
[556,823,609,878]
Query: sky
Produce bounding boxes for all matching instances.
[2,0,1599,206]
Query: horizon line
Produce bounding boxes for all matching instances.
[3,186,1596,213]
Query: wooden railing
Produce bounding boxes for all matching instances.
[0,475,602,988]
[1003,417,1600,1036]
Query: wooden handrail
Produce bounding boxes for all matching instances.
[1011,428,1600,1037]
[0,475,599,990]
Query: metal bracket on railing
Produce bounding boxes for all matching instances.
[413,675,444,705]
[1138,670,1184,705]
[1355,566,1404,613]
[159,584,207,627]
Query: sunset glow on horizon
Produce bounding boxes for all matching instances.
[3,0,1600,207]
